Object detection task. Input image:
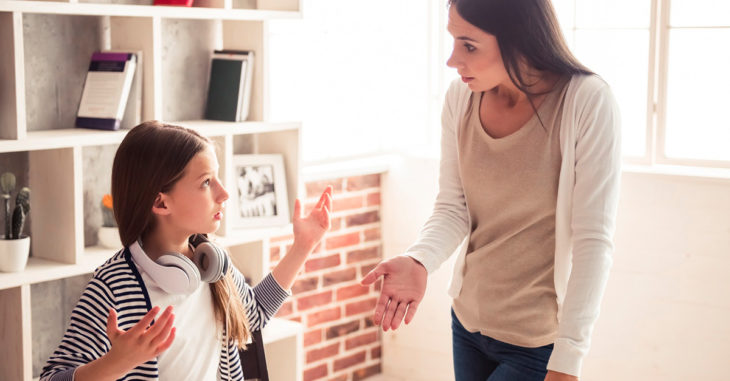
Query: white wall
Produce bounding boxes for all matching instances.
[381,157,730,381]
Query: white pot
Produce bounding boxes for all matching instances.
[0,235,31,272]
[97,226,122,249]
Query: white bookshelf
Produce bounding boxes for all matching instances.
[0,1,304,380]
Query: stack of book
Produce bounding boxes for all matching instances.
[204,50,255,122]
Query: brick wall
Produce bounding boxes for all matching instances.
[268,173,384,381]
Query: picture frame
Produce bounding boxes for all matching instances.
[230,154,289,228]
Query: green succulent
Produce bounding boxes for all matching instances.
[1,172,30,240]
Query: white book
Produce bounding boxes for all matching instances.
[76,52,137,131]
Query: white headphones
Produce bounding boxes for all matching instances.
[130,234,230,295]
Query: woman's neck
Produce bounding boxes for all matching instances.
[492,71,561,108]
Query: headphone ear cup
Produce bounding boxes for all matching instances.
[193,242,228,283]
[156,253,201,295]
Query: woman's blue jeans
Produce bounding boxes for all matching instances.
[452,308,554,381]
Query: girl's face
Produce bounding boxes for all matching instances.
[161,146,229,235]
[446,6,510,92]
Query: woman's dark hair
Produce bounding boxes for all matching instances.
[449,0,593,96]
[111,120,252,347]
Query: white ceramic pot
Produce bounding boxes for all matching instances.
[0,235,31,272]
[97,226,122,249]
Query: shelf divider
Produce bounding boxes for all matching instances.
[0,11,25,140]
[0,284,32,380]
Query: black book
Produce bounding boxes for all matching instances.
[204,50,254,122]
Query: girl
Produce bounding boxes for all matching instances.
[41,121,333,381]
[362,1,621,380]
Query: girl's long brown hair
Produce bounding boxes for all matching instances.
[111,120,251,347]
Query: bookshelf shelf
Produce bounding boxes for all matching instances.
[0,0,304,379]
[0,121,300,153]
[0,0,301,20]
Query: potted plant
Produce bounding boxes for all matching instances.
[0,172,31,272]
[97,194,121,249]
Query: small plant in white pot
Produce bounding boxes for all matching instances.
[0,172,32,272]
[97,194,121,249]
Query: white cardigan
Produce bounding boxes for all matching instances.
[405,74,622,376]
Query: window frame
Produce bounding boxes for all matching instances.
[653,0,730,168]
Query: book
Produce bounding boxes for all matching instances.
[116,50,143,130]
[204,50,254,122]
[76,52,137,131]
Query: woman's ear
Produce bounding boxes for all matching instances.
[151,192,172,216]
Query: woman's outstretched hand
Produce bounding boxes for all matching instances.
[292,186,333,251]
[361,256,428,331]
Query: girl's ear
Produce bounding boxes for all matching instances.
[151,193,172,216]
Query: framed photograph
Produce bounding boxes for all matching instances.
[231,154,289,228]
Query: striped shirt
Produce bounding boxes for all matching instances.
[40,247,290,381]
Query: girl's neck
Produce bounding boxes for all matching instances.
[140,228,193,261]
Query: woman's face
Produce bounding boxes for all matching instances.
[446,6,510,92]
[162,146,229,235]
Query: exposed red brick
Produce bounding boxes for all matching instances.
[292,276,320,294]
[303,363,328,381]
[333,351,367,372]
[270,246,281,262]
[307,307,342,327]
[363,316,375,328]
[325,232,360,250]
[352,364,382,381]
[333,195,365,211]
[346,297,377,316]
[325,320,360,339]
[346,211,379,227]
[306,342,340,363]
[304,328,323,347]
[275,301,293,317]
[366,192,380,206]
[329,376,348,381]
[346,246,380,264]
[364,228,380,242]
[297,291,333,311]
[305,254,341,272]
[306,180,343,198]
[336,284,369,301]
[371,346,381,359]
[322,268,357,287]
[346,174,380,191]
[360,263,378,278]
[345,331,378,350]
[330,217,342,231]
[374,279,382,291]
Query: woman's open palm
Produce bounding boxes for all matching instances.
[361,256,428,331]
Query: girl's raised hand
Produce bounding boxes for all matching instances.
[105,306,176,374]
[292,186,333,251]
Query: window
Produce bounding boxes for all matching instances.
[554,0,730,167]
[268,0,433,163]
[662,0,730,164]
[270,1,730,168]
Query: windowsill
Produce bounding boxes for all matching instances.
[623,164,730,182]
[302,153,397,181]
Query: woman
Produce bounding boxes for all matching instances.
[362,1,621,380]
